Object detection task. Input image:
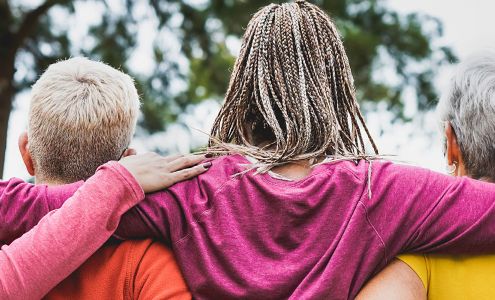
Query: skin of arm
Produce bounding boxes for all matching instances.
[356,259,426,300]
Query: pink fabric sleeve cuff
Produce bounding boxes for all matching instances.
[100,161,145,210]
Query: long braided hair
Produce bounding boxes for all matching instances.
[209,0,379,169]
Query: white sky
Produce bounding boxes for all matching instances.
[4,0,495,179]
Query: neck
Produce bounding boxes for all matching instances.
[34,174,67,186]
[479,176,495,183]
[270,158,325,180]
[271,163,311,180]
[456,162,495,183]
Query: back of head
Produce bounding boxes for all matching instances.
[210,0,377,166]
[437,50,495,181]
[29,57,140,183]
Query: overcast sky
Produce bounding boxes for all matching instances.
[4,0,495,179]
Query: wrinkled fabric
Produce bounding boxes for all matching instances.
[4,155,495,299]
[0,162,143,300]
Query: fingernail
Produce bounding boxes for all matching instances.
[203,162,212,169]
[205,153,214,158]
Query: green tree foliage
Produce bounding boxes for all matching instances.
[0,0,455,175]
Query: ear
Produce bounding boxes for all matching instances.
[445,122,462,166]
[122,148,137,158]
[18,132,35,176]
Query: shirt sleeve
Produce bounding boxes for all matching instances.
[131,242,191,300]
[112,183,194,244]
[0,177,187,246]
[0,178,81,245]
[0,161,144,300]
[396,255,429,290]
[1,158,221,246]
[365,161,495,258]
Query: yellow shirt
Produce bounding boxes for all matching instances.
[398,254,495,299]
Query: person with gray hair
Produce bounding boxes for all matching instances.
[437,50,495,181]
[357,50,495,300]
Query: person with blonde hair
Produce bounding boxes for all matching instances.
[0,57,210,299]
[6,2,495,299]
[356,50,495,300]
[26,57,140,182]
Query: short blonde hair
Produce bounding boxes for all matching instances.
[29,57,140,183]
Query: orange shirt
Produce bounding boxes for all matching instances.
[44,239,191,300]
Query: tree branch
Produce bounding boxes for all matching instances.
[0,0,14,60]
[12,0,68,51]
[0,0,13,24]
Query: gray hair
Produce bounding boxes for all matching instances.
[437,50,495,180]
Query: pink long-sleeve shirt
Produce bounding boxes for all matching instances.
[0,161,143,300]
[4,155,495,299]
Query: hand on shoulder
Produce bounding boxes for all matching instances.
[119,152,212,193]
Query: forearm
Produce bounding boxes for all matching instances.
[0,182,168,244]
[0,179,163,244]
[0,161,143,300]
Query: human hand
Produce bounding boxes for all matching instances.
[119,152,211,193]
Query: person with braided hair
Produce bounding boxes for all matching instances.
[5,1,495,299]
[209,0,377,167]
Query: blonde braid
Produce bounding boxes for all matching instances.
[210,1,379,169]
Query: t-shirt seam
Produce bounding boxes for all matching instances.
[359,201,388,263]
[123,243,138,300]
[172,169,241,245]
[131,241,153,299]
[358,161,388,262]
[424,254,431,295]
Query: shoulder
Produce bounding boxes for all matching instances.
[0,177,44,198]
[110,240,177,270]
[366,159,457,193]
[370,159,449,179]
[165,154,251,195]
[131,240,191,299]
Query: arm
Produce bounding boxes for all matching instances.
[0,154,210,244]
[356,259,426,300]
[0,179,81,245]
[0,161,143,300]
[366,161,495,257]
[0,153,208,300]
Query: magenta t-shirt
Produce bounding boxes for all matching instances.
[3,154,495,299]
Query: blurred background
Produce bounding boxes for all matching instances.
[1,0,494,179]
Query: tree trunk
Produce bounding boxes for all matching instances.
[0,75,14,178]
[0,0,64,177]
